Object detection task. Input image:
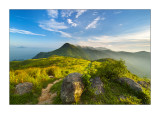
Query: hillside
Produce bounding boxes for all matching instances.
[33,43,151,78]
[10,55,150,104]
[33,43,89,60]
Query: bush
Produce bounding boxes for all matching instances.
[97,59,127,79]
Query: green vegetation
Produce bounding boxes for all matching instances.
[10,54,150,105]
[10,55,90,104]
[33,43,151,78]
[33,43,89,60]
[80,59,151,104]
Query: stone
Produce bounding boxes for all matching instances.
[15,82,33,95]
[119,95,126,101]
[137,81,150,88]
[90,77,104,95]
[117,77,142,93]
[60,73,84,103]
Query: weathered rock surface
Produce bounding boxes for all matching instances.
[137,81,150,89]
[60,73,84,103]
[15,82,33,95]
[90,77,104,95]
[117,77,142,92]
[119,95,126,101]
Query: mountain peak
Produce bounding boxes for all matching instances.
[64,43,71,45]
[61,43,74,48]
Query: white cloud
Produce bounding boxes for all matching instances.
[88,30,150,44]
[10,28,45,36]
[57,30,72,38]
[119,24,123,26]
[61,10,75,18]
[75,10,87,18]
[61,10,87,18]
[67,19,77,27]
[47,10,58,18]
[85,16,101,29]
[39,19,68,31]
[39,19,72,38]
[77,29,150,52]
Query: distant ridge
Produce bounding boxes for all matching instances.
[33,43,151,78]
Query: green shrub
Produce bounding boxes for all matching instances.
[97,59,127,79]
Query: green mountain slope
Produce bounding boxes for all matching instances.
[10,55,150,104]
[33,43,151,78]
[33,43,89,60]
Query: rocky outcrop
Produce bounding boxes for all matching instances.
[90,77,104,95]
[15,82,33,95]
[137,81,150,89]
[117,77,142,93]
[119,95,126,101]
[60,73,84,103]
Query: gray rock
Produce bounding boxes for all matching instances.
[119,95,126,101]
[117,77,142,92]
[15,82,33,95]
[60,73,84,103]
[90,77,104,95]
[137,81,150,88]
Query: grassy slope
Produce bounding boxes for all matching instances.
[10,55,150,104]
[33,43,89,60]
[33,43,151,78]
[50,58,150,104]
[10,55,90,104]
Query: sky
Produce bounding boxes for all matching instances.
[10,9,150,52]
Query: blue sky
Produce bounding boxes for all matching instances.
[10,9,150,52]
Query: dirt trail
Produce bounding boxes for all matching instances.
[38,78,63,104]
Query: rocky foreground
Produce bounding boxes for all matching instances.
[14,72,150,104]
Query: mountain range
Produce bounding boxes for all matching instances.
[33,43,151,78]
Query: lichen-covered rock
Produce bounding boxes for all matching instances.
[137,81,150,89]
[117,77,142,93]
[90,77,104,95]
[15,82,33,95]
[60,73,84,103]
[119,95,126,101]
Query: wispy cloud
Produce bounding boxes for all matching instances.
[39,19,72,38]
[76,10,87,18]
[77,29,150,52]
[57,30,72,38]
[39,19,68,30]
[85,16,101,29]
[61,9,87,19]
[10,28,45,36]
[61,10,75,18]
[47,9,58,18]
[67,19,77,27]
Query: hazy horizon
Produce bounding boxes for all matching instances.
[9,42,150,61]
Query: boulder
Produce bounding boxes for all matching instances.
[15,82,33,95]
[90,77,104,95]
[137,81,150,88]
[119,95,126,101]
[60,73,84,103]
[117,77,142,93]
